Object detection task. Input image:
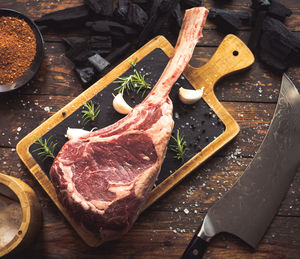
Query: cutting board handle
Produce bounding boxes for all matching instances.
[186,34,255,92]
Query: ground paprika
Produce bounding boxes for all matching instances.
[0,16,36,84]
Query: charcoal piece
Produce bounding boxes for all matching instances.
[63,37,88,62]
[114,0,129,21]
[132,0,150,13]
[248,11,267,53]
[127,3,148,28]
[75,67,95,84]
[251,0,271,10]
[132,0,148,3]
[106,42,132,63]
[268,0,292,21]
[137,0,160,47]
[171,3,183,30]
[73,49,110,64]
[90,36,112,50]
[153,0,180,35]
[63,37,88,49]
[85,21,138,36]
[181,0,202,9]
[85,0,102,14]
[208,8,249,32]
[100,0,114,16]
[35,5,90,30]
[259,17,300,70]
[88,54,110,72]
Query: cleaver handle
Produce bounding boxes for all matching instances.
[181,234,208,259]
[181,221,210,259]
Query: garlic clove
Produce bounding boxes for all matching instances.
[66,128,90,140]
[113,93,133,114]
[178,87,204,105]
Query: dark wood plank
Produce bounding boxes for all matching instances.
[6,41,299,104]
[1,0,300,31]
[0,0,299,257]
[1,145,299,258]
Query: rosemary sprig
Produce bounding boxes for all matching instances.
[129,57,138,68]
[132,70,150,96]
[81,100,101,125]
[170,129,188,162]
[113,74,135,95]
[33,136,58,161]
[114,58,150,96]
[114,70,150,96]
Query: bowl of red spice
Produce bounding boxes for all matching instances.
[0,9,44,93]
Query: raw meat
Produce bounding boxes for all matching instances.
[50,7,208,242]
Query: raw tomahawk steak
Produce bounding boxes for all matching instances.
[50,7,208,242]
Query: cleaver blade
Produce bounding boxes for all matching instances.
[182,73,300,258]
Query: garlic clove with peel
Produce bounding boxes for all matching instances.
[66,128,90,140]
[113,93,133,114]
[178,87,204,105]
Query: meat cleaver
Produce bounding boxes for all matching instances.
[181,73,300,258]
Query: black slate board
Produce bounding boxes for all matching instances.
[29,48,225,186]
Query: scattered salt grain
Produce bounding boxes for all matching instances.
[183,208,189,214]
[174,208,179,212]
[17,127,22,132]
[44,106,50,112]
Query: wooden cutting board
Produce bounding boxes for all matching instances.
[17,34,254,247]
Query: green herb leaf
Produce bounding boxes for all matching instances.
[132,70,151,97]
[169,129,188,162]
[81,100,101,125]
[113,75,135,95]
[33,135,58,161]
[114,58,151,96]
[113,69,150,96]
[129,57,138,68]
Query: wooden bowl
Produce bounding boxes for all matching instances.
[0,174,41,257]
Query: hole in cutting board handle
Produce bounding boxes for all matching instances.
[233,50,239,56]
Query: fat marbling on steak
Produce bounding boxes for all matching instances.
[50,7,208,242]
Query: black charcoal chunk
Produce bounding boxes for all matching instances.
[171,3,183,30]
[114,0,129,21]
[259,17,300,70]
[90,36,112,50]
[153,0,180,35]
[75,50,108,64]
[208,8,249,32]
[75,67,95,84]
[86,21,138,36]
[85,0,102,14]
[251,0,271,10]
[35,5,89,29]
[268,0,292,21]
[181,0,202,9]
[106,42,132,63]
[252,0,292,21]
[63,37,88,62]
[137,0,160,47]
[100,0,114,16]
[132,0,150,13]
[127,3,148,28]
[132,0,148,3]
[248,11,267,53]
[88,54,110,72]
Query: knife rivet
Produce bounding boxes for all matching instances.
[192,249,199,255]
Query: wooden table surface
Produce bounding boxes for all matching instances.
[0,0,299,258]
